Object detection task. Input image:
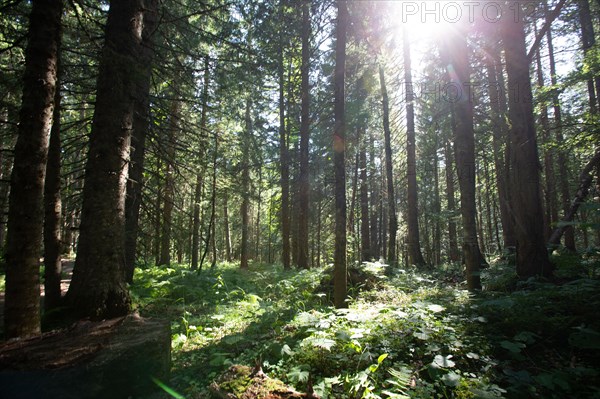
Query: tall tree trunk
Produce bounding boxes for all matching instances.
[333,0,348,309]
[545,2,574,251]
[502,2,553,277]
[534,30,558,241]
[445,140,460,262]
[278,14,291,270]
[359,137,370,262]
[403,30,426,267]
[191,58,210,270]
[153,158,162,265]
[369,137,380,259]
[444,18,483,290]
[484,43,516,252]
[379,65,398,267]
[296,0,310,269]
[255,164,262,262]
[159,100,180,266]
[124,0,159,282]
[433,147,442,265]
[44,57,63,312]
[223,189,232,262]
[579,0,598,114]
[201,134,218,269]
[4,0,62,338]
[240,98,252,270]
[67,0,147,319]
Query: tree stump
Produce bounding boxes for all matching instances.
[0,314,170,399]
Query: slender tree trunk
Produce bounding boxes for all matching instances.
[67,0,148,319]
[484,43,516,252]
[534,34,558,241]
[4,0,62,338]
[154,159,162,265]
[201,134,218,269]
[44,57,63,312]
[159,100,180,266]
[348,151,359,239]
[482,155,494,252]
[191,59,210,270]
[316,197,322,267]
[240,98,252,270]
[223,189,232,262]
[445,140,460,262]
[502,2,553,277]
[124,0,158,282]
[369,138,380,259]
[545,2,574,251]
[278,59,291,268]
[579,0,598,114]
[333,0,348,308]
[255,164,262,262]
[403,30,426,267]
[360,137,370,262]
[379,65,398,267]
[296,0,310,269]
[433,148,442,265]
[444,18,483,289]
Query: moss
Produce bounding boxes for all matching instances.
[210,365,309,399]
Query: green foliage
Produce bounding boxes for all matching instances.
[130,254,600,398]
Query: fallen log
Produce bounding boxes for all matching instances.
[0,314,170,399]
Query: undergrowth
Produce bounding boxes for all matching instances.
[130,255,600,399]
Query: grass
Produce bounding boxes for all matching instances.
[130,256,600,399]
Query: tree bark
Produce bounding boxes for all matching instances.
[545,1,574,251]
[484,42,516,252]
[191,58,210,270]
[333,0,348,309]
[158,100,180,266]
[403,30,426,268]
[533,29,558,241]
[359,136,370,262]
[44,56,63,312]
[501,1,553,277]
[240,98,252,270]
[369,138,380,259]
[443,17,483,290]
[201,134,218,269]
[379,65,398,267]
[278,3,291,270]
[223,189,232,262]
[124,0,159,282]
[67,0,147,319]
[445,140,460,262]
[5,0,62,338]
[296,0,310,269]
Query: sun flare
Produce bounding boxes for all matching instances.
[390,1,460,40]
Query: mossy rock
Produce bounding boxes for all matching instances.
[209,365,318,399]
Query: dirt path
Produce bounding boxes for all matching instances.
[0,259,75,334]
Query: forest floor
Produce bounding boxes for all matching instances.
[129,253,600,399]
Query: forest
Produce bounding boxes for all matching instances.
[1,0,600,398]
